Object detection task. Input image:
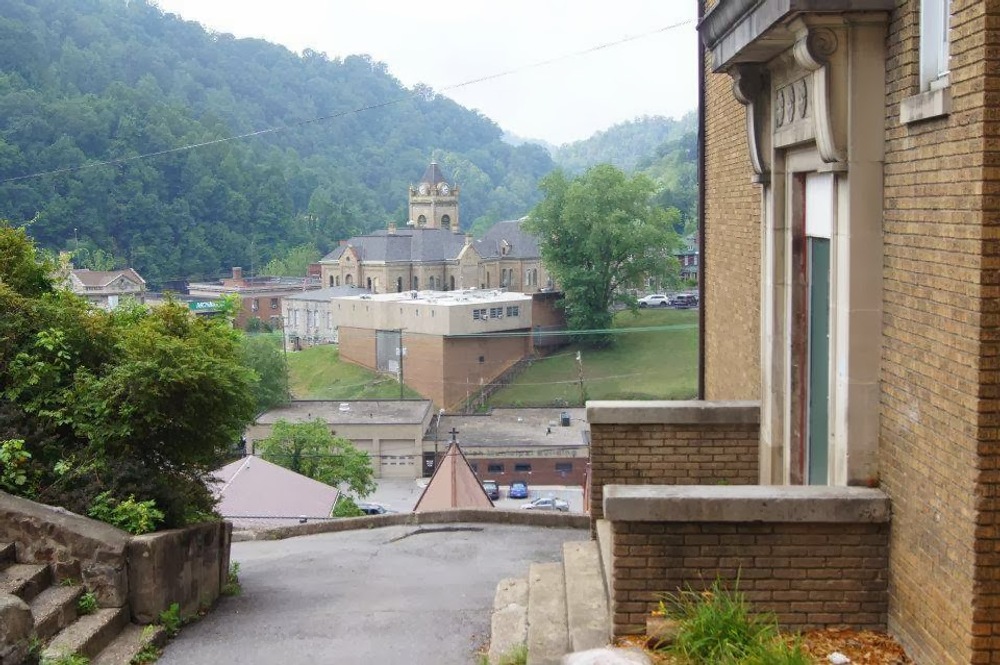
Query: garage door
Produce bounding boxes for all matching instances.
[379,439,417,479]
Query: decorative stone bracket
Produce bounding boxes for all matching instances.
[730,64,770,184]
[791,24,846,166]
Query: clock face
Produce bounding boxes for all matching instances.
[438,183,450,195]
[418,183,430,195]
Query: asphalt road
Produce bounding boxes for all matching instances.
[157,523,585,665]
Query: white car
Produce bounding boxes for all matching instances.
[638,294,670,308]
[520,497,570,512]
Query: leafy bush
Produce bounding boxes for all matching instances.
[158,603,182,638]
[87,492,165,535]
[658,578,810,665]
[222,561,242,597]
[332,495,364,518]
[76,591,98,616]
[40,652,89,665]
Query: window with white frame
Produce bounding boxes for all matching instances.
[920,0,952,91]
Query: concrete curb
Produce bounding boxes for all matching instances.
[238,509,589,541]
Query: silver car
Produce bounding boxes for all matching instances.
[520,496,569,512]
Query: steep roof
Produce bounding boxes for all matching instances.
[413,442,494,512]
[320,228,469,264]
[475,219,540,260]
[420,162,448,186]
[211,455,340,520]
[71,268,146,287]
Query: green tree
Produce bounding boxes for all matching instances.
[257,419,376,498]
[241,333,289,412]
[0,227,258,527]
[524,165,681,346]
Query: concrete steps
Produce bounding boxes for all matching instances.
[0,539,168,665]
[488,539,611,665]
[91,623,167,665]
[29,584,85,641]
[0,563,51,602]
[41,606,130,662]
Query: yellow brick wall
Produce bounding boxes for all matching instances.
[881,1,992,662]
[702,36,762,400]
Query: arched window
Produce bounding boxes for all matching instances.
[417,215,427,227]
[412,276,419,290]
[486,272,491,288]
[450,275,456,291]
[336,276,341,287]
[366,277,372,290]
[441,214,451,230]
[501,269,507,286]
[329,275,335,287]
[345,274,353,285]
[397,276,403,292]
[532,269,538,287]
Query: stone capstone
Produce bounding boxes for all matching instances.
[562,647,652,665]
[0,491,129,607]
[0,593,32,665]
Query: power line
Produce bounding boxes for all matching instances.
[0,19,693,185]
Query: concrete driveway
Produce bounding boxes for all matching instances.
[158,523,584,665]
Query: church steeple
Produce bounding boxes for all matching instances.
[408,161,460,232]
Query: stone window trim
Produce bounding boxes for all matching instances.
[899,85,951,125]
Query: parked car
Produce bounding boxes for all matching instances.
[509,481,529,499]
[670,293,699,309]
[356,502,396,515]
[521,496,569,512]
[482,480,500,501]
[638,293,670,308]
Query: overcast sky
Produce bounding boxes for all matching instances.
[153,1,699,145]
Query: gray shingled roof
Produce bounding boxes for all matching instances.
[420,162,448,185]
[284,285,371,302]
[320,229,470,263]
[475,219,541,260]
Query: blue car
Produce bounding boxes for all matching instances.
[509,481,529,499]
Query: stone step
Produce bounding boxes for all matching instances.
[489,577,529,665]
[0,562,51,602]
[563,541,611,652]
[526,562,569,665]
[91,623,167,665]
[42,606,129,662]
[30,584,84,641]
[0,542,15,566]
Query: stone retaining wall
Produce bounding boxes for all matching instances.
[128,521,233,623]
[586,401,760,522]
[602,485,891,636]
[247,508,589,540]
[0,491,232,623]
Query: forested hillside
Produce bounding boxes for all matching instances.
[554,113,698,234]
[0,0,554,285]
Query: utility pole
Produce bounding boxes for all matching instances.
[397,328,404,400]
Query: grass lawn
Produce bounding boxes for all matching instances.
[487,308,698,408]
[284,344,422,400]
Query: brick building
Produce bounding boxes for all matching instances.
[694,0,1000,662]
[188,267,322,329]
[335,289,535,410]
[318,163,554,295]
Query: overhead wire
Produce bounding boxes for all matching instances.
[0,18,694,185]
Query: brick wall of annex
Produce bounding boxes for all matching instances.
[588,423,759,522]
[609,521,889,636]
[880,1,995,663]
[702,29,762,401]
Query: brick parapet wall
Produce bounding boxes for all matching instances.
[586,401,760,523]
[608,520,889,636]
[602,485,891,636]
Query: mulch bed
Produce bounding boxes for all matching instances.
[616,628,913,665]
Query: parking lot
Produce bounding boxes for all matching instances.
[366,478,585,514]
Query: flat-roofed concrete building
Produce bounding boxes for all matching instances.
[429,408,589,486]
[245,400,434,479]
[337,289,534,410]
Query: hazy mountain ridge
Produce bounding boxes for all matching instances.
[0,0,555,284]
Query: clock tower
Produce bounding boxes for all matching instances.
[408,162,460,232]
